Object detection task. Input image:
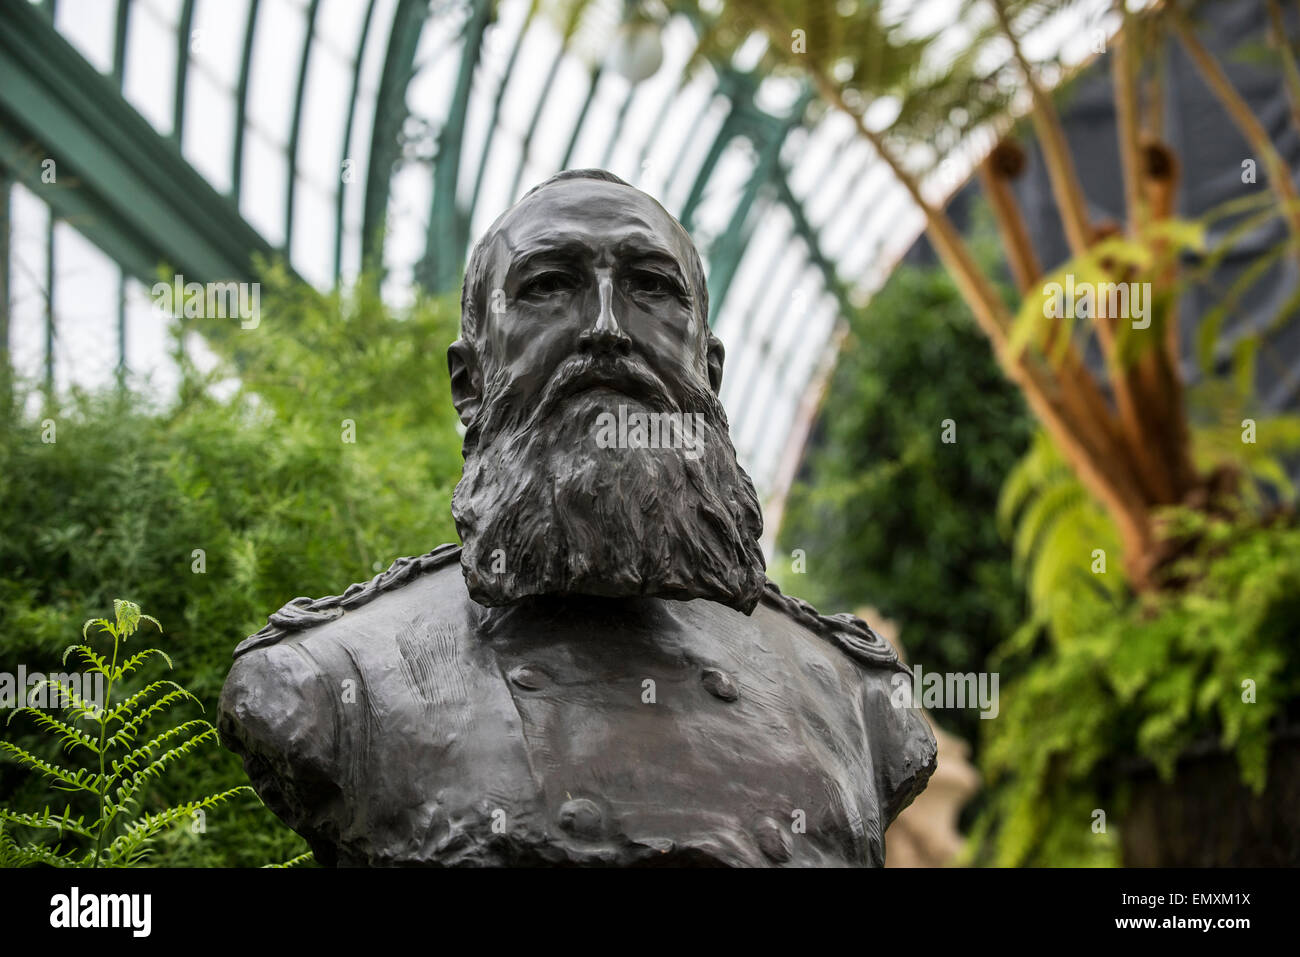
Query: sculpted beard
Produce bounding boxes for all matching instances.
[452,351,767,613]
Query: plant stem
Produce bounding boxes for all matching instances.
[1173,5,1300,257]
[1267,0,1300,138]
[990,0,1093,256]
[1113,4,1147,235]
[92,627,120,869]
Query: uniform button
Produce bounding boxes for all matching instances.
[507,664,549,690]
[755,817,792,863]
[557,798,603,839]
[701,667,739,701]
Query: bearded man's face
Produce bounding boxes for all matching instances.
[448,176,766,613]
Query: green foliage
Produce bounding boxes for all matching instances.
[0,600,251,867]
[977,432,1300,866]
[995,431,1124,647]
[673,0,1018,173]
[777,216,1033,747]
[1179,193,1300,393]
[0,269,464,866]
[1009,219,1208,370]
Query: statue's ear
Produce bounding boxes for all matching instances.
[447,339,482,426]
[706,334,725,394]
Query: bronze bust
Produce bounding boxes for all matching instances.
[219,169,936,866]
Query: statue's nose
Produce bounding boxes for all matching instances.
[578,272,632,357]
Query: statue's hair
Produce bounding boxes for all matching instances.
[459,169,710,345]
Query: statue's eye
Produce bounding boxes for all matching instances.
[520,271,578,298]
[627,270,676,297]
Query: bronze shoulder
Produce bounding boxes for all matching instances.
[232,543,464,659]
[757,579,907,674]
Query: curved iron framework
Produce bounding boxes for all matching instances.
[0,0,1117,501]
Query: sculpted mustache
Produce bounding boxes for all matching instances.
[534,353,676,416]
[464,353,695,455]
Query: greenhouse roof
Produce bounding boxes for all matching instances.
[0,0,1115,503]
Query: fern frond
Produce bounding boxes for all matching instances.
[264,850,315,868]
[105,786,253,866]
[0,806,96,841]
[113,648,174,680]
[0,741,103,794]
[103,690,205,751]
[1013,477,1085,570]
[107,720,214,785]
[105,726,219,793]
[82,618,114,642]
[41,677,103,725]
[62,643,108,674]
[0,840,89,868]
[105,680,199,726]
[5,708,101,755]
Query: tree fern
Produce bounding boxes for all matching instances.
[0,599,252,867]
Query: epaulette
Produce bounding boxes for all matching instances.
[758,579,907,674]
[234,544,905,673]
[232,544,463,659]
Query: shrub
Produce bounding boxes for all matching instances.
[0,271,465,865]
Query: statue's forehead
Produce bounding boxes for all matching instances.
[495,180,693,264]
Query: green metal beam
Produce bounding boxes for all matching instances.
[468,0,538,225]
[284,0,322,254]
[663,93,716,202]
[559,64,605,171]
[676,105,736,233]
[506,0,596,202]
[599,82,639,171]
[773,163,858,325]
[678,68,768,232]
[705,86,813,323]
[116,267,127,386]
[44,213,54,396]
[506,43,566,202]
[111,0,130,89]
[730,250,812,417]
[333,0,379,281]
[635,58,696,178]
[746,274,828,435]
[417,0,492,292]
[362,0,426,271]
[174,0,196,142]
[0,0,278,285]
[0,167,9,403]
[231,0,260,201]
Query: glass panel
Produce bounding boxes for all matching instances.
[380,160,432,307]
[290,178,335,288]
[563,72,628,171]
[6,185,51,393]
[123,2,178,136]
[520,55,592,192]
[183,66,236,194]
[51,221,119,393]
[240,128,289,246]
[298,44,353,191]
[317,0,371,59]
[246,0,306,146]
[123,276,176,396]
[191,0,249,90]
[53,0,117,75]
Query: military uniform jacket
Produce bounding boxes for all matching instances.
[219,545,936,867]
